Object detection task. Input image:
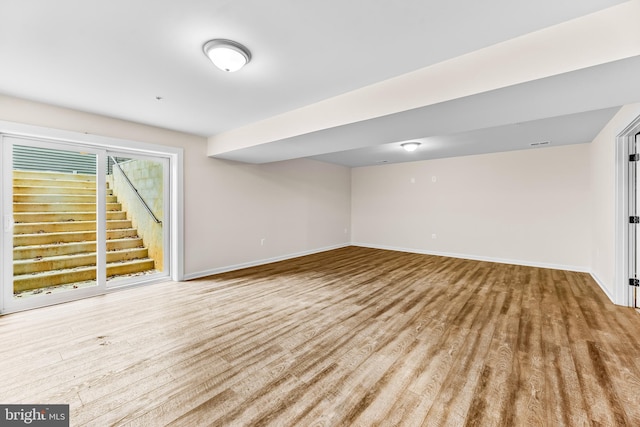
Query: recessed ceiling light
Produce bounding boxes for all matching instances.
[203,39,251,72]
[401,142,421,152]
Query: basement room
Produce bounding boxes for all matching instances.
[2,0,640,425]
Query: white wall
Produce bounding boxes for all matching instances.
[184,157,351,277]
[590,103,640,302]
[0,95,352,278]
[352,144,592,270]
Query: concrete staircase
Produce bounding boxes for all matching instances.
[12,170,155,292]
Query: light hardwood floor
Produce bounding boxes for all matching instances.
[2,246,640,426]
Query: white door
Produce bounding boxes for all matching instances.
[634,133,640,308]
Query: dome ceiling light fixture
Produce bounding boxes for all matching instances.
[203,39,251,72]
[401,142,421,152]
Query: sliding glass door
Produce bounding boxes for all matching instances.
[1,135,170,312]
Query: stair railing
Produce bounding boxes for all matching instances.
[109,156,162,224]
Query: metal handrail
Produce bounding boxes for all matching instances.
[109,156,162,224]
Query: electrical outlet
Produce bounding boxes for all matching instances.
[432,234,437,239]
[431,176,437,183]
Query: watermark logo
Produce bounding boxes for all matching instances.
[0,405,69,426]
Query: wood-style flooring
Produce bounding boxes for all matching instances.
[2,246,640,426]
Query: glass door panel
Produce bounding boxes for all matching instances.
[2,136,106,312]
[105,153,168,287]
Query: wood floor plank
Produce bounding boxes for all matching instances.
[2,246,640,426]
[539,269,589,427]
[513,267,546,426]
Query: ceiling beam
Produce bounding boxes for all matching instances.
[208,1,640,162]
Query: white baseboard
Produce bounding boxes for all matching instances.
[589,272,617,304]
[183,243,350,280]
[351,242,590,273]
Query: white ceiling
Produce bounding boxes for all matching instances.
[311,108,621,168]
[0,0,638,167]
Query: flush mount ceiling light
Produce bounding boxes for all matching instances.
[401,142,421,152]
[203,39,251,72]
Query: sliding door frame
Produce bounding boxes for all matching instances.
[0,121,184,314]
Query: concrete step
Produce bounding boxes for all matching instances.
[13,170,96,182]
[13,238,145,260]
[13,185,111,196]
[13,194,118,203]
[13,202,122,212]
[13,211,127,222]
[13,247,149,275]
[13,178,99,189]
[14,228,139,246]
[13,258,156,292]
[13,220,133,234]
